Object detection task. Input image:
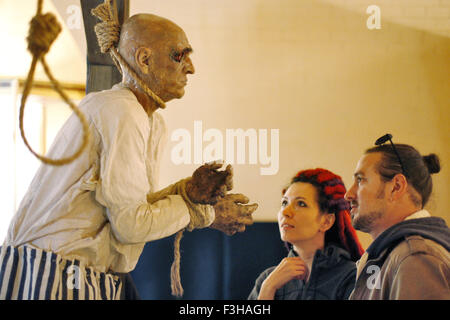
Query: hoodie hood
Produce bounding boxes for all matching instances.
[366,217,450,259]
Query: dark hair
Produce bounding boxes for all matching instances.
[365,144,441,208]
[283,168,364,261]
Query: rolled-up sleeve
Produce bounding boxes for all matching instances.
[94,104,190,244]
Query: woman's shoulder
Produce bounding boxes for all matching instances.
[312,245,357,300]
[318,244,357,278]
[324,244,356,263]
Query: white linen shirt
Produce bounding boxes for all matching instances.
[5,84,203,273]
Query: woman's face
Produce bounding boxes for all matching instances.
[278,182,330,245]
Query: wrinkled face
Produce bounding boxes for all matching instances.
[345,153,388,233]
[148,28,194,101]
[119,15,196,103]
[154,29,195,101]
[278,182,325,245]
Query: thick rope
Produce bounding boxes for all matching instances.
[91,0,166,110]
[168,179,216,297]
[19,0,90,166]
[147,178,215,297]
[170,230,184,297]
[170,206,214,297]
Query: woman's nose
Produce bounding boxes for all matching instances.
[282,204,293,218]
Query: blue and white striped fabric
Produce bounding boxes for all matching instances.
[0,246,122,300]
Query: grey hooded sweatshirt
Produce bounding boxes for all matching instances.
[350,216,450,300]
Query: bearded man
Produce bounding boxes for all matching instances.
[345,136,449,300]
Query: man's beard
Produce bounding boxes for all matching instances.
[352,208,385,233]
[352,182,387,233]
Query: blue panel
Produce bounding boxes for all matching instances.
[130,222,286,300]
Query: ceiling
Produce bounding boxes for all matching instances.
[0,0,448,84]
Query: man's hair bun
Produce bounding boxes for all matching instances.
[423,153,441,174]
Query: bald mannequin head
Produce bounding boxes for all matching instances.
[117,14,195,104]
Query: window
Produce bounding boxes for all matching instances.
[0,78,82,242]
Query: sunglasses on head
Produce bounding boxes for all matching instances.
[374,133,408,178]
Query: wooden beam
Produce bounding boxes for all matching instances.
[17,79,86,100]
[0,78,85,100]
[80,0,130,94]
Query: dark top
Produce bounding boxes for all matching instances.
[248,244,357,300]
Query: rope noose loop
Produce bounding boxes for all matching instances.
[91,0,166,110]
[20,0,90,166]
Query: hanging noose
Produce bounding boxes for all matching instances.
[19,0,90,166]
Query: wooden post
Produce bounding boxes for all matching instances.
[80,0,129,94]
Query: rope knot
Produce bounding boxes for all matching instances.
[91,0,120,53]
[27,13,62,57]
[94,21,120,53]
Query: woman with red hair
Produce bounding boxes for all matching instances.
[248,168,364,300]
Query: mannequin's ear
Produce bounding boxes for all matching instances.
[320,213,335,232]
[135,47,152,74]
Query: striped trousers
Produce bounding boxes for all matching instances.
[0,245,122,300]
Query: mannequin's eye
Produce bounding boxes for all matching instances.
[171,48,193,63]
[171,51,184,63]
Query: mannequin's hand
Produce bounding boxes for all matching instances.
[210,193,258,235]
[185,161,233,205]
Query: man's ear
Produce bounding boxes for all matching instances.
[320,213,335,233]
[390,173,408,201]
[135,47,152,74]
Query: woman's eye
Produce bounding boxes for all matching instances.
[297,201,307,207]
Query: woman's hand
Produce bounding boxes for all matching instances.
[258,257,309,300]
